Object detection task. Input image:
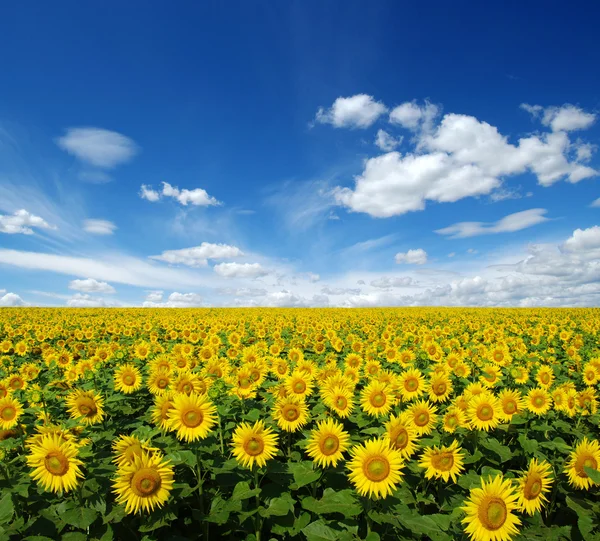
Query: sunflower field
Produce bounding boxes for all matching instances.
[1,307,600,541]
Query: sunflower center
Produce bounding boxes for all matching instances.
[335,396,347,409]
[123,374,135,386]
[503,400,517,414]
[77,397,98,417]
[293,381,306,394]
[183,409,204,428]
[9,378,23,390]
[44,452,69,476]
[434,383,447,395]
[478,497,507,531]
[477,404,494,421]
[533,396,544,408]
[524,475,542,499]
[283,405,300,421]
[0,406,16,421]
[243,437,264,456]
[157,378,169,389]
[446,415,458,428]
[575,454,598,476]
[363,456,390,482]
[431,452,454,471]
[131,468,162,496]
[180,382,192,394]
[391,428,408,450]
[239,377,251,389]
[320,435,339,455]
[405,378,418,391]
[540,373,550,384]
[494,352,503,362]
[371,392,386,407]
[415,411,429,426]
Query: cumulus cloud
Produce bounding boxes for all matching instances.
[370,276,415,288]
[150,243,244,267]
[521,103,596,132]
[56,127,138,168]
[321,286,361,295]
[307,272,320,283]
[314,94,387,128]
[140,182,221,207]
[334,105,597,218]
[213,262,269,278]
[83,219,117,235]
[591,198,600,208]
[436,209,550,238]
[375,129,402,151]
[389,100,440,132]
[561,226,600,254]
[395,249,428,265]
[0,209,56,235]
[0,291,26,306]
[69,278,116,294]
[143,292,204,308]
[217,287,268,297]
[67,293,120,307]
[145,291,164,303]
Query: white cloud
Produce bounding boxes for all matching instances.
[217,287,268,297]
[467,248,478,254]
[591,198,600,208]
[307,272,320,283]
[150,243,244,267]
[0,291,26,306]
[448,252,456,258]
[389,100,440,132]
[139,182,221,207]
[83,219,117,235]
[521,103,596,132]
[140,185,160,202]
[395,249,428,265]
[69,278,116,294]
[321,286,361,295]
[370,276,415,288]
[213,262,269,278]
[67,293,120,308]
[0,209,56,235]
[143,292,204,308]
[561,226,600,254]
[145,291,164,302]
[335,106,597,218]
[56,127,138,168]
[315,94,387,128]
[436,209,550,238]
[375,129,402,151]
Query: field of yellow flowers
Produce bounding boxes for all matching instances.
[0,307,599,541]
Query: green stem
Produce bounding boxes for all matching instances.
[196,454,208,539]
[365,498,373,536]
[254,468,262,541]
[218,415,225,455]
[287,431,292,459]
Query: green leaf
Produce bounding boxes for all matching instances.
[479,437,512,462]
[232,481,261,501]
[61,533,88,541]
[566,497,595,541]
[457,471,481,490]
[302,520,340,541]
[0,493,14,524]
[288,461,321,488]
[518,433,538,454]
[259,493,294,518]
[62,507,98,529]
[583,466,600,484]
[301,489,362,518]
[365,533,380,541]
[394,505,452,541]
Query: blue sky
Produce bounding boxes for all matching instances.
[1,1,600,307]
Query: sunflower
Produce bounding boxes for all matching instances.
[565,438,600,490]
[398,368,425,401]
[419,440,465,483]
[510,365,529,385]
[442,406,468,433]
[65,389,105,425]
[428,373,453,403]
[231,420,279,469]
[151,394,175,431]
[147,370,172,395]
[322,385,354,418]
[113,435,160,468]
[582,363,599,386]
[0,395,24,430]
[114,364,143,394]
[384,413,418,458]
[497,389,526,422]
[577,388,598,416]
[113,451,174,514]
[526,388,552,416]
[516,459,553,515]
[272,395,309,432]
[7,374,27,392]
[408,400,438,436]
[26,433,84,493]
[167,392,217,442]
[271,358,290,379]
[285,370,314,400]
[306,419,350,468]
[467,392,501,431]
[535,365,554,389]
[360,380,392,418]
[480,364,502,389]
[347,438,404,499]
[173,370,204,396]
[462,475,521,541]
